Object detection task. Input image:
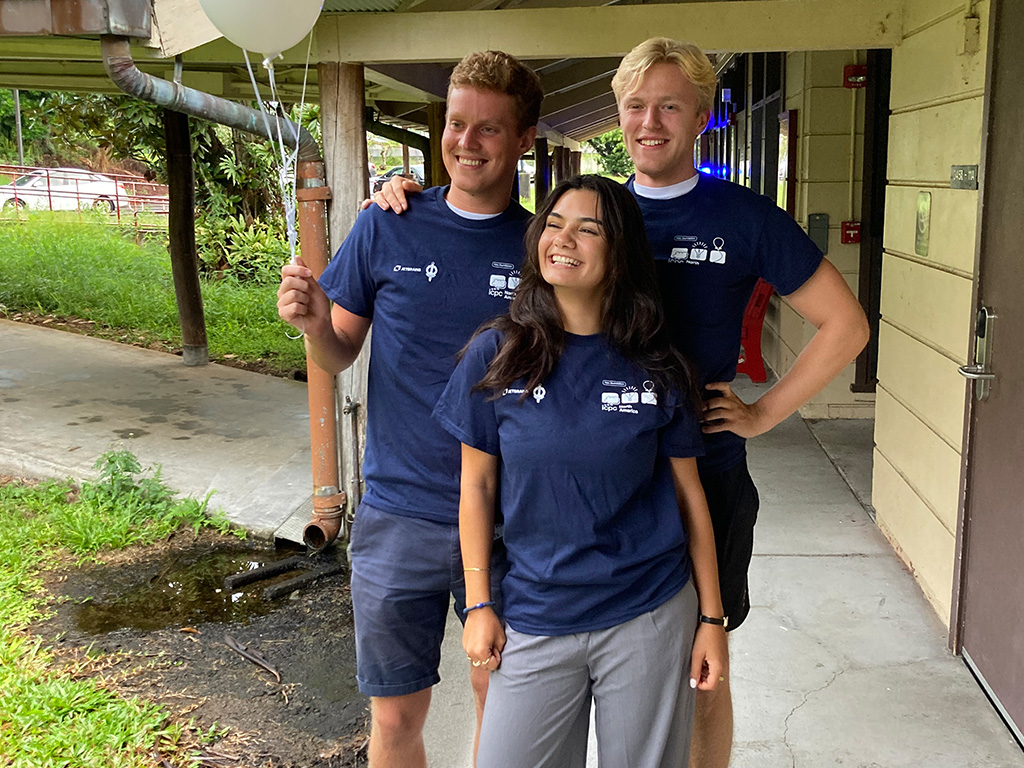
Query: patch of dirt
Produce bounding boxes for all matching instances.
[31,528,369,768]
[0,310,306,381]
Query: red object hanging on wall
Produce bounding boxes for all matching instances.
[843,64,868,88]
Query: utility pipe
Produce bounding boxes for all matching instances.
[100,35,346,550]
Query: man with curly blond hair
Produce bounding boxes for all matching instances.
[278,51,541,767]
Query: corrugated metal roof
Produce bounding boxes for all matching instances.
[323,0,404,12]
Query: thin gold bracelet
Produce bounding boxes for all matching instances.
[463,567,490,572]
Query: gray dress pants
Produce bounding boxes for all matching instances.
[477,580,699,768]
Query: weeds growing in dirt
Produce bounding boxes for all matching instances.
[0,450,243,767]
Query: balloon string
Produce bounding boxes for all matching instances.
[243,48,306,341]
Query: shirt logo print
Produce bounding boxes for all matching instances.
[600,379,657,414]
[666,236,727,266]
[489,262,520,299]
[392,262,439,282]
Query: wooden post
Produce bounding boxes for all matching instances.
[427,101,451,188]
[569,150,582,176]
[557,146,573,183]
[162,108,208,366]
[402,143,410,174]
[13,89,23,165]
[534,137,550,204]
[319,61,370,523]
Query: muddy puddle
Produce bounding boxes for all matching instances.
[38,532,369,767]
[74,543,311,634]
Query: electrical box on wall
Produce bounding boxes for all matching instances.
[843,64,868,88]
[808,213,829,254]
[841,221,861,244]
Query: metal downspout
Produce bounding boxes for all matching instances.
[100,35,346,550]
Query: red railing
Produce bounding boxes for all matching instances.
[0,164,170,226]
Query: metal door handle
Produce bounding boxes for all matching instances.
[958,364,996,381]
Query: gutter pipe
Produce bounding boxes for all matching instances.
[101,35,346,551]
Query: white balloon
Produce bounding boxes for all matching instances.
[199,0,324,60]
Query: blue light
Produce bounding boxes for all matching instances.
[699,165,713,175]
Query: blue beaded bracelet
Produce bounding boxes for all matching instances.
[462,601,496,616]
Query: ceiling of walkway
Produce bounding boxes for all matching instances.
[0,0,901,145]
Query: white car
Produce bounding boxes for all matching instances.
[0,168,131,212]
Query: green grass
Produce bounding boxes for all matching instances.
[0,450,241,768]
[0,214,307,375]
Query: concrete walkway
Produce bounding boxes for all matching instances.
[0,319,312,539]
[2,320,1022,766]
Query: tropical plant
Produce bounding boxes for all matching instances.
[587,128,634,177]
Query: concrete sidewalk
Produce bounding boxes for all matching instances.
[0,319,312,539]
[2,320,1022,766]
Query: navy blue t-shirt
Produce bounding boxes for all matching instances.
[628,173,823,473]
[317,187,530,524]
[434,329,704,636]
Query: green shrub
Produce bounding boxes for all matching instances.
[195,211,292,285]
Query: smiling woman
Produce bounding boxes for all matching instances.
[433,174,727,768]
[537,188,608,315]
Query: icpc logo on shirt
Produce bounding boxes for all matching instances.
[601,380,658,414]
[393,261,440,282]
[667,235,727,265]
[489,262,521,300]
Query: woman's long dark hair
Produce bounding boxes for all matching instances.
[472,174,698,406]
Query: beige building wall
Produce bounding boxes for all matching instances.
[872,0,989,625]
[761,50,875,419]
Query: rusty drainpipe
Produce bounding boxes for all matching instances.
[101,36,346,551]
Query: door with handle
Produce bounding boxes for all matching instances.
[956,0,1024,745]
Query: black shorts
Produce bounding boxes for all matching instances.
[698,458,759,631]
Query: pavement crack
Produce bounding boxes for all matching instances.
[782,666,848,768]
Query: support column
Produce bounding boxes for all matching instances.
[534,137,551,204]
[319,61,370,527]
[13,89,23,165]
[427,102,451,188]
[569,150,582,177]
[557,146,573,185]
[162,108,208,366]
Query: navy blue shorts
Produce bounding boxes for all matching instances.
[349,502,507,697]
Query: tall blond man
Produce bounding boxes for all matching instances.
[612,38,869,768]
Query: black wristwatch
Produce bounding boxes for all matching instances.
[699,614,728,629]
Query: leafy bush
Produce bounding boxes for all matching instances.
[195,212,292,285]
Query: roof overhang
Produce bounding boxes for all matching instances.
[0,0,150,38]
[0,0,904,144]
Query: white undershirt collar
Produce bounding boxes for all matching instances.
[446,198,503,220]
[632,174,700,200]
